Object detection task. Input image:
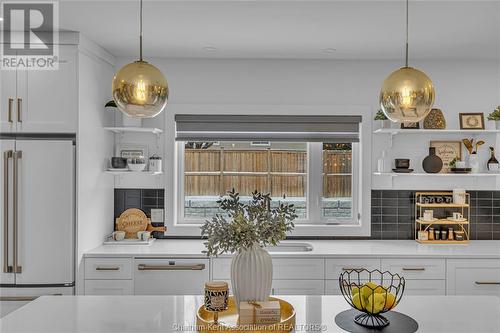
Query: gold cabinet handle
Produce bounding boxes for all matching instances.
[342,268,366,271]
[95,267,120,271]
[3,151,13,273]
[16,98,22,122]
[8,98,13,123]
[12,151,22,274]
[137,263,205,271]
[402,268,426,271]
[475,281,500,285]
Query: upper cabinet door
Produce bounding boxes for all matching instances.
[16,45,77,133]
[0,69,17,133]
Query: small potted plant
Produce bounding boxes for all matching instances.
[487,106,500,129]
[201,189,297,306]
[374,109,391,129]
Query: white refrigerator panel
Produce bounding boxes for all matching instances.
[0,140,15,285]
[14,140,75,285]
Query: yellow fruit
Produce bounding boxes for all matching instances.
[351,292,367,310]
[360,282,377,299]
[351,286,360,295]
[384,293,397,310]
[366,293,385,314]
[364,282,379,290]
[374,285,387,294]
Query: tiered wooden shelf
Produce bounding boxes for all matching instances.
[415,192,470,244]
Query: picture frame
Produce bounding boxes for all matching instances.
[459,113,485,130]
[430,141,462,173]
[400,122,420,129]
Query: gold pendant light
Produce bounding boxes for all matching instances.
[112,0,168,118]
[379,0,435,123]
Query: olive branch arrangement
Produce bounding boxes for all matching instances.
[201,189,297,257]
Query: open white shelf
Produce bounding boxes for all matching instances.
[105,170,163,175]
[104,127,163,135]
[373,172,499,177]
[373,128,500,135]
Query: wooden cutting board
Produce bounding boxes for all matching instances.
[115,208,150,238]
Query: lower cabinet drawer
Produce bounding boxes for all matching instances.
[134,258,210,295]
[212,258,324,280]
[381,258,445,280]
[85,258,132,280]
[447,259,500,296]
[325,258,380,279]
[326,279,445,295]
[84,280,133,295]
[271,280,324,295]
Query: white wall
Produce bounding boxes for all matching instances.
[76,39,115,293]
[115,57,500,191]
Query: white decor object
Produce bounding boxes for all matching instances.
[377,150,388,173]
[468,153,479,173]
[231,244,273,306]
[453,189,466,205]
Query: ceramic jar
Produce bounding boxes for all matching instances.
[468,153,479,173]
[422,147,443,173]
[231,244,272,307]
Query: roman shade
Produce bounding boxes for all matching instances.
[175,115,361,142]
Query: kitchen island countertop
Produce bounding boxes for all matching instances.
[84,239,500,258]
[1,295,499,333]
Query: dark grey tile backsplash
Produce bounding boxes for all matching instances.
[371,190,500,240]
[114,188,499,240]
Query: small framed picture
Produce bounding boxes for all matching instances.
[459,113,485,130]
[430,141,462,173]
[400,122,420,129]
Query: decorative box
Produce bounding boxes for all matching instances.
[239,301,281,325]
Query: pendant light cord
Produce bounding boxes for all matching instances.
[405,0,409,67]
[139,0,143,61]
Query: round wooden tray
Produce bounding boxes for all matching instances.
[196,297,295,332]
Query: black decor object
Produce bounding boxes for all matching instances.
[111,157,127,169]
[339,269,405,328]
[422,147,443,173]
[335,309,418,333]
[395,159,410,169]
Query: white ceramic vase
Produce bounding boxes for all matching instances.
[231,244,272,306]
[468,153,479,173]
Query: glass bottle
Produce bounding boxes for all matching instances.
[487,147,499,171]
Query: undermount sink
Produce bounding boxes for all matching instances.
[265,242,313,252]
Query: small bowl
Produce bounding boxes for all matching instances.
[128,163,146,172]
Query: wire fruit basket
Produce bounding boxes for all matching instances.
[339,269,405,328]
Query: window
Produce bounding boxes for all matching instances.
[177,141,358,225]
[173,113,365,235]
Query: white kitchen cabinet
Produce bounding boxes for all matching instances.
[325,258,380,279]
[212,257,324,280]
[0,45,77,133]
[271,280,324,295]
[447,259,500,296]
[381,258,445,280]
[134,258,209,295]
[0,69,17,133]
[85,258,132,280]
[84,280,133,295]
[326,278,445,295]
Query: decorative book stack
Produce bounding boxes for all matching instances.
[239,301,281,325]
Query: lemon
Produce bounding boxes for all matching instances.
[384,292,397,310]
[366,293,385,314]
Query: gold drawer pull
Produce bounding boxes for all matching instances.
[342,267,365,271]
[95,266,120,271]
[0,294,62,302]
[138,264,205,271]
[402,268,426,271]
[475,281,500,285]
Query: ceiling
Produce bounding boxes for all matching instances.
[59,0,500,60]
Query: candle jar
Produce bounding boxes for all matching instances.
[448,228,454,241]
[204,281,229,315]
[428,228,435,240]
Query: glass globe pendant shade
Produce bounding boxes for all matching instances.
[379,66,435,123]
[112,60,169,118]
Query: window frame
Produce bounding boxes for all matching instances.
[167,104,372,237]
[176,141,359,226]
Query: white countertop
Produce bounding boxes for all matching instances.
[84,240,500,258]
[1,295,499,333]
